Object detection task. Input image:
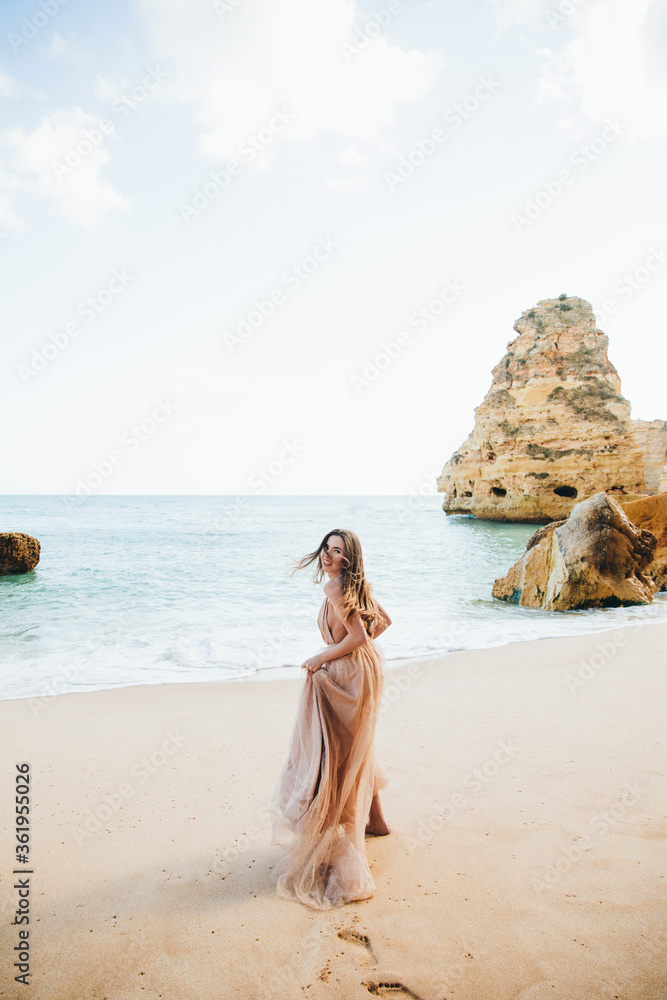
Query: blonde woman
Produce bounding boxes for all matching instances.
[270,528,391,910]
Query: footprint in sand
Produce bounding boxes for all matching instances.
[336,928,425,1000]
[337,928,376,963]
[363,981,426,999]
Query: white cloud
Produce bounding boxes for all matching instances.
[338,143,370,166]
[49,32,69,57]
[48,31,92,69]
[0,67,20,98]
[0,165,24,233]
[495,0,667,142]
[136,0,442,167]
[534,43,573,104]
[325,174,366,191]
[167,365,310,399]
[1,107,130,228]
[95,73,132,103]
[557,0,667,141]
[326,142,371,188]
[488,0,546,32]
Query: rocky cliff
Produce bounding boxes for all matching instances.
[631,419,667,494]
[621,492,667,592]
[437,295,649,523]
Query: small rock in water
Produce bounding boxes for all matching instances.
[0,532,41,575]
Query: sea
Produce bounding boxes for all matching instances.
[1,494,665,701]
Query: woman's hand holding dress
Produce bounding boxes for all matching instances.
[301,652,326,673]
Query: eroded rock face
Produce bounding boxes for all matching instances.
[631,419,667,494]
[437,296,647,523]
[0,533,41,575]
[620,492,667,592]
[491,493,657,610]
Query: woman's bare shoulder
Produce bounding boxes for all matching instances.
[323,577,343,599]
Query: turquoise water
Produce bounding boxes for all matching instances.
[1,494,664,700]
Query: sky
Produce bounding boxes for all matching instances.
[1,0,666,495]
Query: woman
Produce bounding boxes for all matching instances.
[269,528,392,910]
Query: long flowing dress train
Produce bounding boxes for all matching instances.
[269,595,389,909]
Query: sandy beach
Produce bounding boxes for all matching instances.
[2,620,666,1000]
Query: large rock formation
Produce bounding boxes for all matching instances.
[0,532,40,575]
[492,493,657,610]
[437,296,648,523]
[620,492,667,592]
[631,419,667,494]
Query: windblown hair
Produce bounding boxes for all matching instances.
[291,529,385,638]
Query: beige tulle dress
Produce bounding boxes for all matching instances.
[269,594,389,909]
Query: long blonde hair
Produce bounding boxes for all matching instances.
[291,528,385,638]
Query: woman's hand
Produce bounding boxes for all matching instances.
[301,652,326,673]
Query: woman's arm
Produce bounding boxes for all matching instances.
[303,603,367,671]
[371,602,392,640]
[302,582,367,672]
[302,591,391,672]
[318,608,368,664]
